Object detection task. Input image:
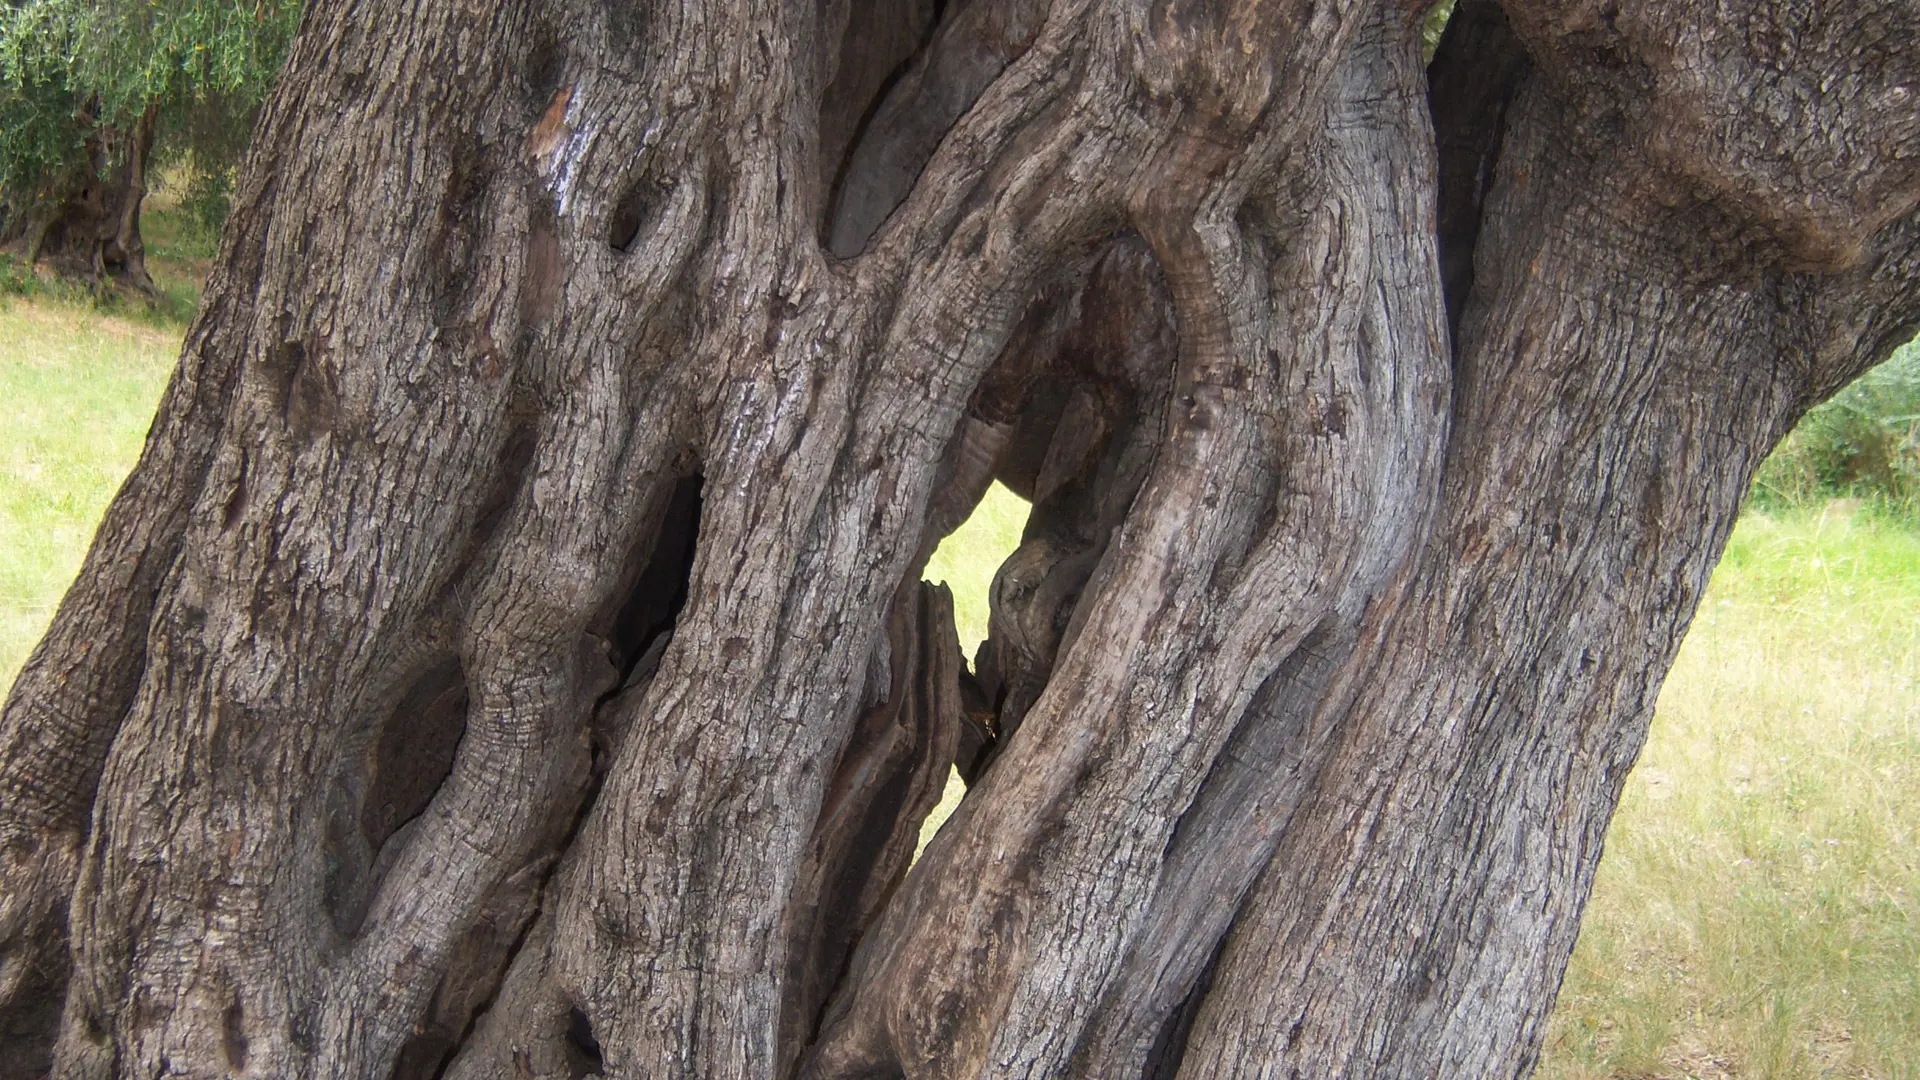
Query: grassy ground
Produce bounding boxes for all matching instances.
[1541,502,1920,1080]
[915,483,1029,856]
[923,482,1030,660]
[0,192,207,684]
[0,301,179,685]
[2,261,1915,1075]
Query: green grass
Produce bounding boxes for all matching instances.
[1540,501,1920,1080]
[914,481,1029,857]
[0,180,214,324]
[1,280,1915,1076]
[0,196,206,684]
[140,173,221,318]
[922,481,1029,660]
[0,297,180,686]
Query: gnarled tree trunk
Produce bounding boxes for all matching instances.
[2,0,1916,1078]
[1,102,159,292]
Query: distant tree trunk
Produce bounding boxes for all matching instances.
[2,0,1916,1078]
[2,101,159,292]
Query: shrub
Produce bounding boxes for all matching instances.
[1753,340,1920,516]
[0,253,33,295]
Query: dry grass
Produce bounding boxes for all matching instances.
[1540,502,1920,1080]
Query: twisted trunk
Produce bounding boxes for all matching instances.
[2,0,1916,1078]
[2,103,159,292]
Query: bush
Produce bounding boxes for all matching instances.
[0,253,33,295]
[1753,340,1920,516]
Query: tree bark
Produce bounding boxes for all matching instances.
[1,0,1916,1078]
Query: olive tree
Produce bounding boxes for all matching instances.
[2,0,1916,1077]
[0,0,298,287]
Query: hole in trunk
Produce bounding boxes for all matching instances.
[922,481,1030,665]
[607,176,666,253]
[1141,935,1224,1080]
[362,657,470,854]
[222,995,250,1071]
[605,474,703,680]
[565,1006,605,1078]
[324,653,472,938]
[583,474,704,780]
[816,0,941,246]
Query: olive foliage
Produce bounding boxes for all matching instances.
[0,0,298,263]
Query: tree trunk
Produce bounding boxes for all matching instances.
[4,103,160,293]
[2,0,1916,1078]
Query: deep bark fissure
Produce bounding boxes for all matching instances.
[1426,0,1529,341]
[600,475,706,693]
[4,0,1919,1077]
[815,0,943,248]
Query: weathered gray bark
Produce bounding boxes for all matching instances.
[1,0,1915,1078]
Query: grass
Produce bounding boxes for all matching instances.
[0,171,216,325]
[1540,501,1920,1080]
[0,191,207,684]
[138,179,221,317]
[0,299,179,686]
[1,256,1915,1075]
[922,481,1029,660]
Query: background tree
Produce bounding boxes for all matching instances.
[0,0,299,288]
[1,0,1916,1078]
[1756,339,1920,506]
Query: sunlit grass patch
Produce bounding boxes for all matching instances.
[922,481,1028,660]
[141,176,219,318]
[915,481,1029,858]
[1541,502,1920,1080]
[0,298,178,686]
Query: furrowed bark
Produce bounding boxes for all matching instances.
[1172,3,1920,1075]
[48,0,706,1074]
[801,9,1450,1078]
[777,581,970,1078]
[502,0,1404,1073]
[1062,17,1452,1073]
[4,0,1916,1076]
